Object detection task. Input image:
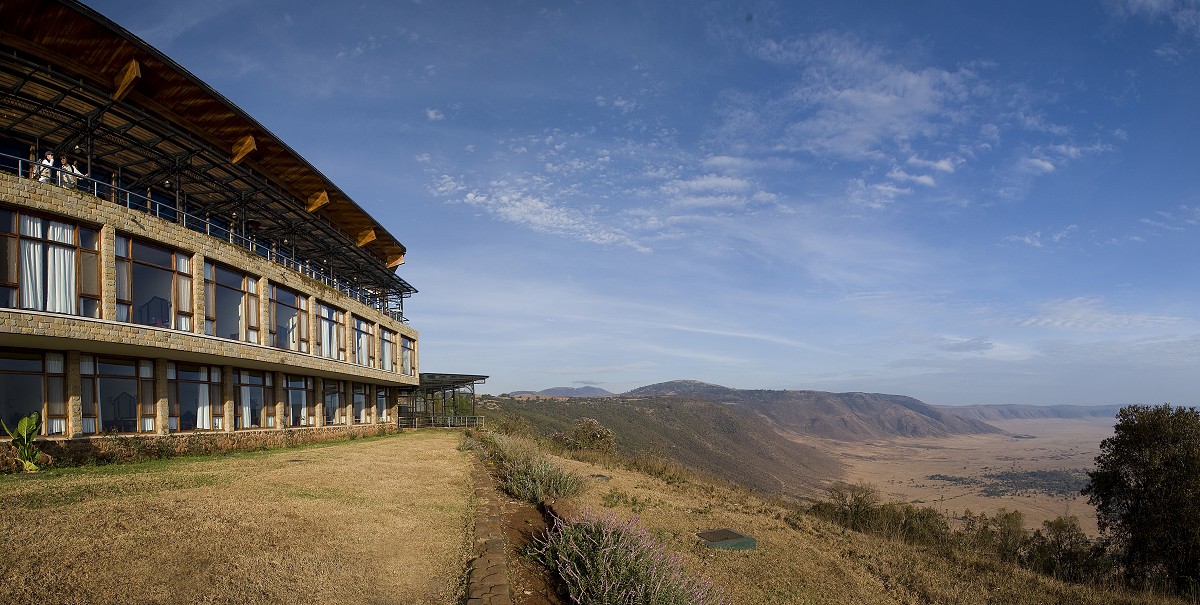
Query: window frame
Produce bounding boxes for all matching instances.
[0,206,101,317]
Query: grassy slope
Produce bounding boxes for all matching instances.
[549,453,1183,605]
[0,432,473,605]
[486,396,842,498]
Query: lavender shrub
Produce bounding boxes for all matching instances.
[530,509,729,605]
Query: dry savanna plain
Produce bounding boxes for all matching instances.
[0,431,473,605]
[822,417,1115,533]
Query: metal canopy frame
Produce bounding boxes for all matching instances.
[403,373,489,422]
[0,0,416,316]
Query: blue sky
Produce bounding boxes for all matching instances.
[87,0,1200,405]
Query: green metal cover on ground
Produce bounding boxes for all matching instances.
[696,528,757,550]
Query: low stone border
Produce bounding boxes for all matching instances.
[466,458,514,605]
[2,424,402,473]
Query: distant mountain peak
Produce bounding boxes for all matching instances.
[622,380,735,398]
[509,386,614,398]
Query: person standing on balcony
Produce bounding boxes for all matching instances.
[31,150,56,183]
[60,154,86,189]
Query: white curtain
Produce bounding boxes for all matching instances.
[19,216,44,310]
[320,317,336,358]
[46,221,76,314]
[196,383,211,430]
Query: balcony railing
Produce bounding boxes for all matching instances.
[2,152,406,320]
[397,416,485,429]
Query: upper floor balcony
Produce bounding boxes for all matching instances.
[0,4,415,321]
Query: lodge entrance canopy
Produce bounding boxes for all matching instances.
[0,0,415,317]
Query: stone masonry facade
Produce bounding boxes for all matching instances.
[1,171,420,438]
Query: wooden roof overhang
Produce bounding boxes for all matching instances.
[0,0,415,309]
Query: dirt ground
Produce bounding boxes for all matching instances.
[500,497,566,605]
[0,431,473,605]
[821,417,1115,533]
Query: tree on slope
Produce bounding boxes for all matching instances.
[1083,404,1200,592]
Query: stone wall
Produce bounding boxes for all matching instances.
[0,424,403,473]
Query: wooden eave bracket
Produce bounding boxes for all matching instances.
[231,135,256,164]
[356,228,377,247]
[306,190,329,213]
[111,59,141,101]
[386,254,406,268]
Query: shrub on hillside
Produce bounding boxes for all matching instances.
[551,417,617,454]
[808,481,1116,590]
[480,432,585,504]
[529,510,728,605]
[1022,515,1114,585]
[809,482,951,549]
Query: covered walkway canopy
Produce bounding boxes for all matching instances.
[400,373,488,426]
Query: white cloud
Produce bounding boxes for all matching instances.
[886,167,936,187]
[743,31,977,160]
[1019,157,1056,174]
[847,178,911,208]
[906,155,962,173]
[663,174,753,194]
[1012,297,1184,332]
[425,107,445,121]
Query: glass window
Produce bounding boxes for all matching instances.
[169,363,223,431]
[353,318,374,366]
[86,357,155,433]
[235,370,266,429]
[324,380,344,425]
[315,302,345,360]
[352,383,368,424]
[402,336,415,376]
[376,386,389,423]
[115,236,192,330]
[285,375,313,427]
[0,350,67,436]
[204,262,259,343]
[270,285,308,352]
[0,209,100,317]
[381,329,397,372]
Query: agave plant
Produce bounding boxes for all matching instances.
[2,411,42,472]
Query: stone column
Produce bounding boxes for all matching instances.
[313,376,325,427]
[258,276,271,347]
[222,365,235,432]
[192,253,206,335]
[273,371,286,429]
[155,358,169,435]
[100,225,117,320]
[66,351,83,438]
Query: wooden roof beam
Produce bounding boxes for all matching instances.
[386,254,406,269]
[111,59,141,101]
[356,228,377,247]
[231,135,256,164]
[306,190,329,212]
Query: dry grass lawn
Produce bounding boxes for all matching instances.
[0,431,473,605]
[551,453,1184,605]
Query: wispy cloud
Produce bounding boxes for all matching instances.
[741,31,979,160]
[1002,224,1077,248]
[428,175,650,252]
[1011,297,1184,332]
